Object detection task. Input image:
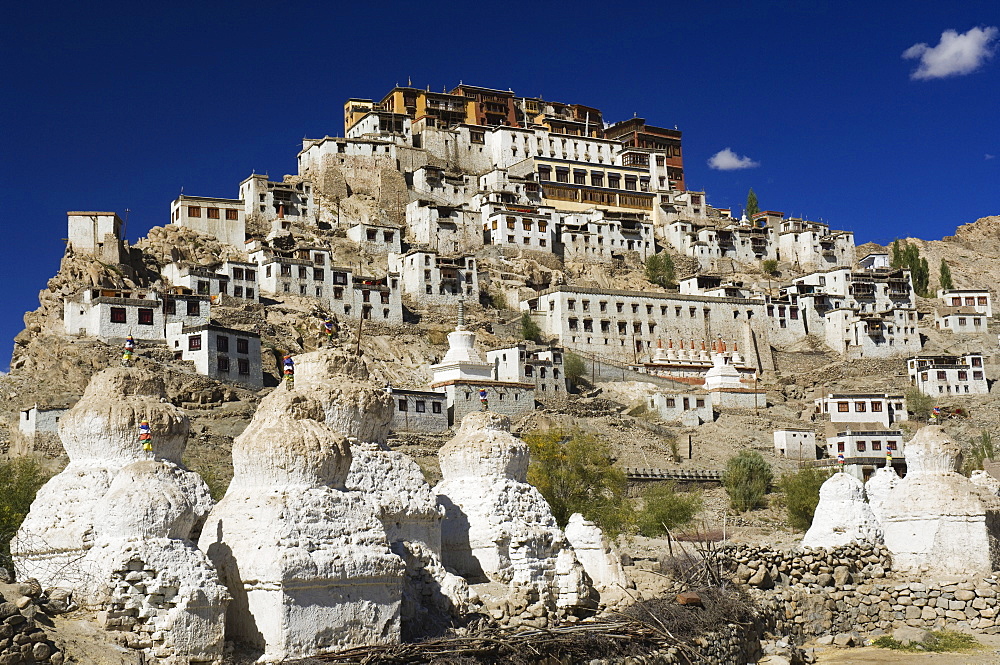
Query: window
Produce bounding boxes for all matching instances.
[163,298,176,315]
[872,441,882,451]
[665,398,675,408]
[232,267,244,280]
[245,270,255,282]
[238,358,250,375]
[110,307,127,323]
[367,229,377,241]
[608,174,620,188]
[197,281,210,295]
[975,371,984,380]
[972,357,983,367]
[415,401,426,413]
[234,286,243,297]
[937,371,947,380]
[226,209,239,220]
[398,399,408,412]
[245,288,254,299]
[432,402,442,414]
[958,371,968,380]
[696,399,705,408]
[314,268,324,281]
[207,208,220,219]
[217,335,229,352]
[979,296,988,305]
[299,267,307,279]
[856,441,867,452]
[217,356,230,372]
[280,265,291,277]
[855,402,866,412]
[871,401,883,412]
[188,335,202,351]
[837,442,845,452]
[188,206,201,217]
[187,300,200,316]
[837,402,849,412]
[138,308,154,325]
[887,441,898,451]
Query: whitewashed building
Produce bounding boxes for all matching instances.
[559,209,654,262]
[774,428,819,460]
[390,250,479,306]
[347,222,402,254]
[938,289,992,318]
[166,322,263,389]
[907,354,989,396]
[485,343,568,396]
[239,174,316,225]
[389,389,448,433]
[66,211,128,263]
[813,393,908,429]
[170,195,246,248]
[826,429,904,461]
[648,392,713,425]
[63,288,172,342]
[406,201,482,253]
[480,200,555,252]
[935,306,988,333]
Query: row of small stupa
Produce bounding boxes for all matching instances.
[803,425,1000,577]
[12,348,626,663]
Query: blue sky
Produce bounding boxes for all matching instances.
[2,0,998,370]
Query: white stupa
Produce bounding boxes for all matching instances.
[431,299,492,384]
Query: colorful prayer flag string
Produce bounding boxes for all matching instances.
[139,419,152,453]
[283,354,295,387]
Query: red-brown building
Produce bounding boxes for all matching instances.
[604,118,684,190]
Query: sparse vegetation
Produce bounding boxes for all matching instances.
[778,467,833,531]
[0,457,50,571]
[963,430,995,475]
[521,312,542,342]
[636,482,702,537]
[524,428,634,538]
[644,252,676,289]
[486,287,508,310]
[905,387,933,420]
[722,450,773,513]
[871,630,979,653]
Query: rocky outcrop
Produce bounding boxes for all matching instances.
[801,472,882,549]
[881,426,1000,577]
[434,412,594,621]
[198,389,403,662]
[13,368,212,590]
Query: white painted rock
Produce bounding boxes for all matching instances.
[564,513,628,592]
[801,472,882,549]
[84,460,228,665]
[865,465,900,524]
[881,426,1000,577]
[434,413,593,610]
[970,470,1000,496]
[198,390,403,662]
[296,347,468,636]
[13,368,212,589]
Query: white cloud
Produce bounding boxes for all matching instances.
[902,26,998,80]
[707,148,760,170]
[987,153,996,160]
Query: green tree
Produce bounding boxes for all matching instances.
[746,188,760,222]
[524,429,634,537]
[963,430,996,475]
[722,450,773,513]
[0,457,49,571]
[905,387,933,420]
[563,351,587,388]
[939,259,954,291]
[778,468,833,531]
[521,312,542,342]
[892,241,930,297]
[637,482,702,537]
[644,252,676,289]
[761,259,778,275]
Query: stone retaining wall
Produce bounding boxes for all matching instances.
[721,542,892,589]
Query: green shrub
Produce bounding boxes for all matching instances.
[524,429,634,538]
[722,450,773,513]
[637,482,702,537]
[563,352,587,388]
[905,388,933,420]
[761,259,778,275]
[644,253,676,289]
[963,430,996,476]
[521,312,542,342]
[0,457,50,571]
[778,468,833,531]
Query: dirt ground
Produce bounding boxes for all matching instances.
[806,634,1000,664]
